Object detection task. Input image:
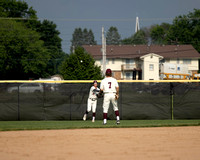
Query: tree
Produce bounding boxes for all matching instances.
[59,47,103,80]
[166,9,200,52]
[0,20,50,80]
[106,26,121,45]
[0,0,66,79]
[36,20,65,75]
[150,23,171,44]
[71,28,96,52]
[0,0,39,31]
[82,28,89,44]
[87,29,97,45]
[71,28,83,51]
[122,30,147,45]
[0,0,37,18]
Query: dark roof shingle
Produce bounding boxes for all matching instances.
[83,45,200,59]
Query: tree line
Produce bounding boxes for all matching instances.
[0,0,199,80]
[71,9,200,54]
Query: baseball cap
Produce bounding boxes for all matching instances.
[106,69,112,76]
[93,80,97,84]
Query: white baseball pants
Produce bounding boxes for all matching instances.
[87,98,97,113]
[103,93,118,113]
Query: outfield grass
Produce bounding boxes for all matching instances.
[0,120,200,131]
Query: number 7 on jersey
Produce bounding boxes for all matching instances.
[108,82,111,88]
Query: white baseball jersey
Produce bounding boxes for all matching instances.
[100,77,119,113]
[100,77,119,93]
[88,86,100,99]
[87,86,100,113]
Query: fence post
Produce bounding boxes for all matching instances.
[170,82,174,120]
[17,84,20,121]
[42,83,46,120]
[70,84,72,120]
[120,82,122,120]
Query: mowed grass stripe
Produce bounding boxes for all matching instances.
[0,120,200,131]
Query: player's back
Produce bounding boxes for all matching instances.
[101,77,118,93]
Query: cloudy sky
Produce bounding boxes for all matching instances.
[24,0,200,53]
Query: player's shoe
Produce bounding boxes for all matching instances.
[103,122,107,125]
[116,120,120,125]
[83,114,87,121]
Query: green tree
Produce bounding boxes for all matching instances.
[0,0,66,78]
[87,29,97,45]
[106,26,121,45]
[150,23,171,44]
[36,20,65,75]
[0,0,37,18]
[82,28,89,44]
[59,47,103,80]
[71,28,83,52]
[0,0,39,31]
[71,28,96,52]
[0,20,50,80]
[122,30,147,45]
[167,9,200,52]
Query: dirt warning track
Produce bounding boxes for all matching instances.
[0,126,200,160]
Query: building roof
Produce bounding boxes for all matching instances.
[140,53,164,60]
[83,45,200,59]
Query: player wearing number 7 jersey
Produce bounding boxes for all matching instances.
[100,68,120,125]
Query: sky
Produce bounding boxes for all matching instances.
[24,0,200,53]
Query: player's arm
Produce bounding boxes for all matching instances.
[97,89,103,98]
[99,82,104,94]
[116,86,119,95]
[93,87,100,93]
[93,88,99,93]
[115,81,119,100]
[100,89,103,94]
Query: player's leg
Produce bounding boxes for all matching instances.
[83,99,92,121]
[102,94,110,124]
[91,100,97,122]
[111,94,120,124]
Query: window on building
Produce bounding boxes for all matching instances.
[149,64,154,71]
[112,71,115,77]
[125,72,131,80]
[177,58,180,64]
[100,59,108,65]
[126,59,134,64]
[160,59,165,63]
[106,59,109,65]
[125,59,134,69]
[112,58,115,64]
[183,59,191,64]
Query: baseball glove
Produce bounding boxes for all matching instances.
[115,94,119,100]
[97,92,104,98]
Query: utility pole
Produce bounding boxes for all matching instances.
[135,16,140,33]
[102,27,106,75]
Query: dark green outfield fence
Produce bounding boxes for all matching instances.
[0,80,200,120]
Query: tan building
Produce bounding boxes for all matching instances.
[140,53,163,80]
[83,45,200,80]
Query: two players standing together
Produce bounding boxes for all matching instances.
[83,68,120,125]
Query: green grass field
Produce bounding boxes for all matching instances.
[0,120,200,131]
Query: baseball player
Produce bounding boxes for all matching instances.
[99,68,120,125]
[83,80,100,122]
